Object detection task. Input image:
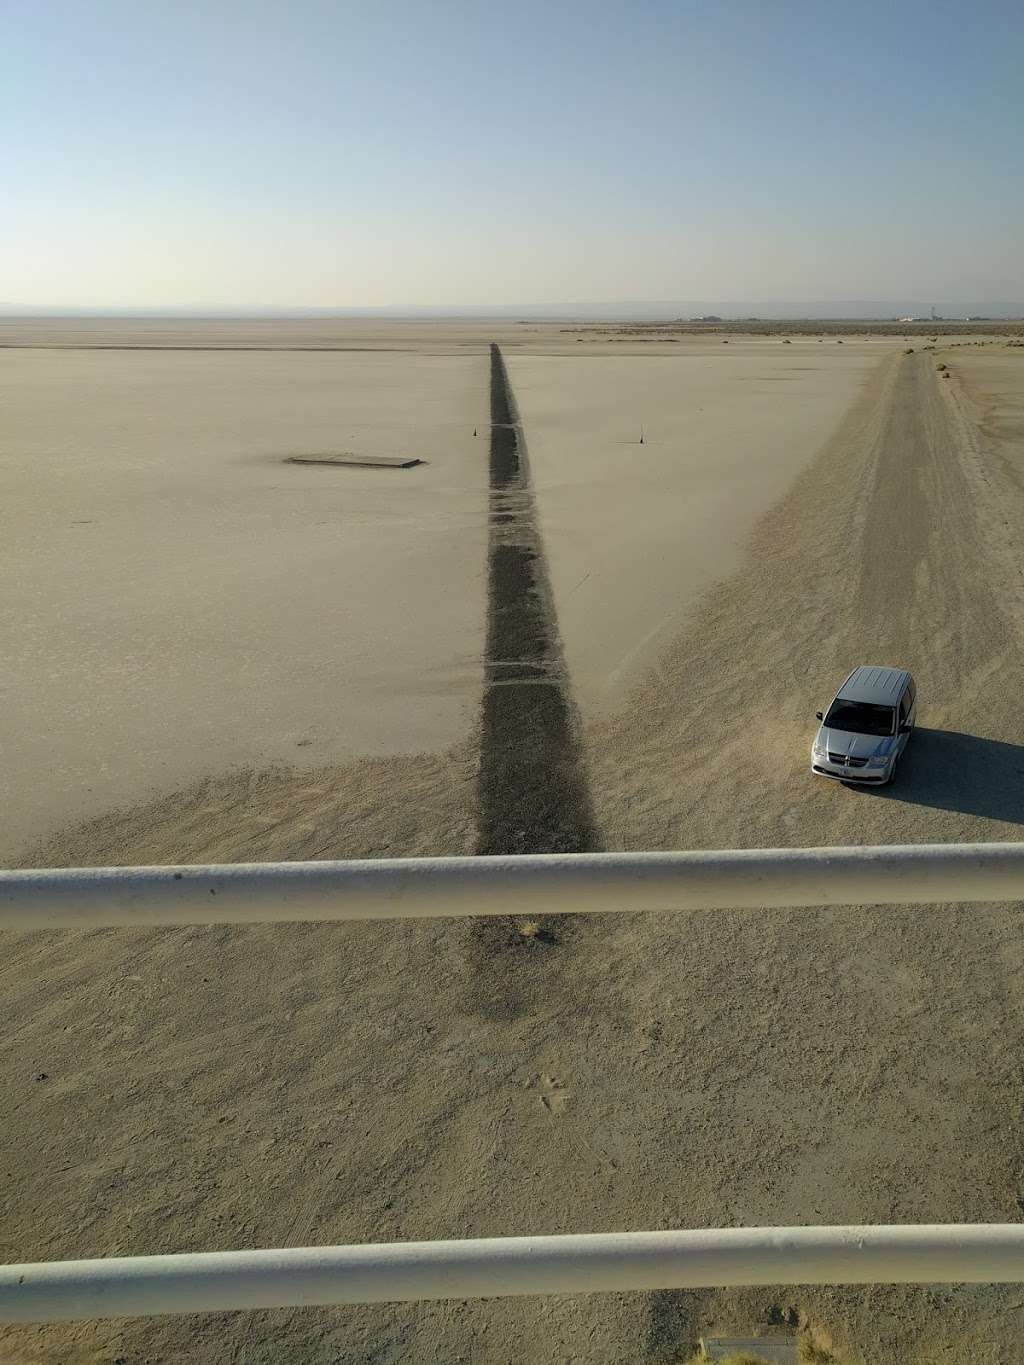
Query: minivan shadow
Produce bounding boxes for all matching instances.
[845,727,1024,824]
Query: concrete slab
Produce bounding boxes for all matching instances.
[285,453,423,468]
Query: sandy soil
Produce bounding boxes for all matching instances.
[0,335,877,856]
[0,349,488,859]
[3,334,1024,1363]
[1,316,1014,349]
[0,317,646,353]
[507,347,877,710]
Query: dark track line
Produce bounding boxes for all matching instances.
[476,344,598,856]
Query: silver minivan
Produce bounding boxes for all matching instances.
[811,666,916,784]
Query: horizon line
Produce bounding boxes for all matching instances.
[3,299,1024,322]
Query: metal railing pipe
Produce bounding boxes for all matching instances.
[3,842,1024,931]
[6,1225,1024,1322]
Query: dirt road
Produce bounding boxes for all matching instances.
[589,347,1024,1359]
[4,348,1024,1363]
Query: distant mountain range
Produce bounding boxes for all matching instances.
[2,301,1023,320]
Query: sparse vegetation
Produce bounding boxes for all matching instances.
[518,919,541,939]
[904,346,915,353]
[799,1342,837,1364]
[798,1323,840,1362]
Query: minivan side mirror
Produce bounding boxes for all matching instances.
[815,711,823,720]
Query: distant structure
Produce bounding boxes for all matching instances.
[896,308,945,323]
[690,314,724,323]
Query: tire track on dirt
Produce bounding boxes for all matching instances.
[585,348,1024,1362]
[476,343,598,857]
[458,345,603,1017]
[857,354,1002,685]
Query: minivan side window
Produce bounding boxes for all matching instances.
[900,692,911,722]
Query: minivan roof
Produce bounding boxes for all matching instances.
[836,665,911,706]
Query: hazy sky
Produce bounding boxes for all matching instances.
[5,0,1023,309]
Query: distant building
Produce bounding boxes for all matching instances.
[691,314,724,323]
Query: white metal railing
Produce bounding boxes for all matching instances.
[3,841,1024,931]
[4,842,1024,1325]
[7,1226,1024,1323]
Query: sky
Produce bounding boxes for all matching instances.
[4,0,1024,311]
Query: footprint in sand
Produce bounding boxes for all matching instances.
[539,1073,570,1113]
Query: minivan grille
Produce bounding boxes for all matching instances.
[828,752,868,768]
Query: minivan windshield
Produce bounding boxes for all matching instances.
[824,700,896,736]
